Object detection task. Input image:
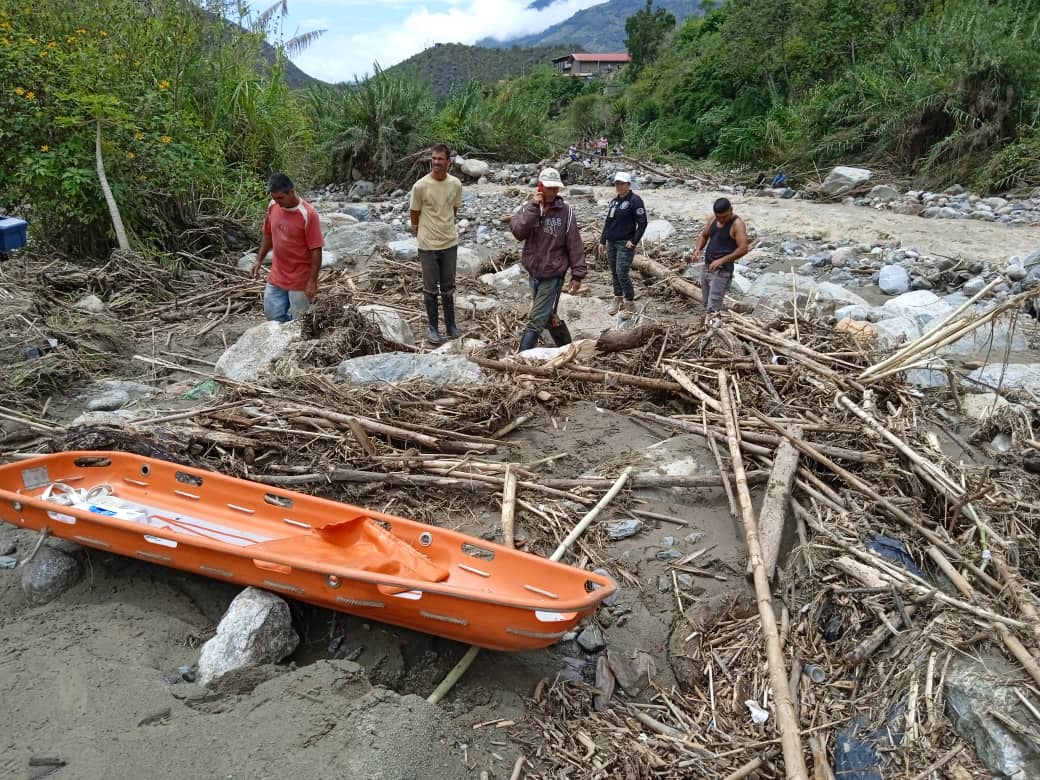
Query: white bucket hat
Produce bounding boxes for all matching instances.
[614,171,632,183]
[538,167,563,187]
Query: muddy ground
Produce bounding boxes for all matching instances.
[1,182,1038,779]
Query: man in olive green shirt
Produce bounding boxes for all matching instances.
[410,144,464,343]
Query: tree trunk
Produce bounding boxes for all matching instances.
[95,119,130,252]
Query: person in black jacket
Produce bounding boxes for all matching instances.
[598,172,647,319]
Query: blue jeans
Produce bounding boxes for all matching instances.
[607,240,635,300]
[263,282,311,322]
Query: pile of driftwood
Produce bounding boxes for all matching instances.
[3,238,1039,779]
[497,304,1040,778]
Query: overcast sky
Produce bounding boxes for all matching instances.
[274,0,605,83]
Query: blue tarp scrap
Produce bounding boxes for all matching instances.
[865,533,927,580]
[833,702,906,779]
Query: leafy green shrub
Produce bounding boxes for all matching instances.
[0,1,310,256]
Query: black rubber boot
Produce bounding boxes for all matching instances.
[424,293,441,344]
[518,329,540,352]
[442,294,461,339]
[548,316,572,347]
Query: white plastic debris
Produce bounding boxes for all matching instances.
[745,700,770,725]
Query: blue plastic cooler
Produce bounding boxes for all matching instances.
[0,216,28,252]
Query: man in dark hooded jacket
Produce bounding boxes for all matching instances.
[509,167,587,352]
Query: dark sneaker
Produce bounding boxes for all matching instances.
[427,327,442,344]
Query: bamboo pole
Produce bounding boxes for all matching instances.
[993,554,1040,656]
[550,467,632,562]
[427,468,632,706]
[469,355,684,393]
[994,622,1040,691]
[501,465,518,548]
[718,369,808,780]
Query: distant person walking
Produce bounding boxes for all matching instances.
[599,171,647,319]
[509,167,586,352]
[690,198,749,313]
[410,143,464,344]
[251,172,324,322]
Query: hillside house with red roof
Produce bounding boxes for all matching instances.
[551,52,630,78]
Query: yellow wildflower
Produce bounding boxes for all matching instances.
[39,49,47,57]
[76,28,86,35]
[14,86,24,95]
[134,131,144,140]
[160,135,171,144]
[66,36,75,43]
[0,37,8,46]
[126,151,135,159]
[158,79,170,90]
[27,35,35,43]
[40,144,48,152]
[47,40,55,48]
[99,30,107,37]
[25,91,35,100]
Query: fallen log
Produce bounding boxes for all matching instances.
[468,356,683,393]
[595,324,663,353]
[632,256,753,313]
[752,426,801,580]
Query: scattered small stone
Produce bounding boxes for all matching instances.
[655,548,683,562]
[576,625,607,653]
[21,546,82,605]
[661,536,678,547]
[606,518,642,540]
[592,568,620,607]
[683,531,705,545]
[0,555,17,569]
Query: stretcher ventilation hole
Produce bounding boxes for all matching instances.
[175,471,203,487]
[461,543,495,561]
[140,463,150,476]
[12,501,23,511]
[326,574,341,588]
[264,493,293,508]
[418,531,433,547]
[74,456,111,468]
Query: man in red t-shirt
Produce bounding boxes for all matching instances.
[250,172,324,322]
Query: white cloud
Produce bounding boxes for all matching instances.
[291,0,606,83]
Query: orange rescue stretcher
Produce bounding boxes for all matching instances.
[0,451,615,651]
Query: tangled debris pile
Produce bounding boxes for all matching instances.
[2,181,1040,779]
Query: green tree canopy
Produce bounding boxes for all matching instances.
[624,0,677,74]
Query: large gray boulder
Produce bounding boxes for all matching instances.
[820,166,872,196]
[878,265,911,295]
[881,290,953,327]
[348,180,376,200]
[946,654,1040,779]
[555,293,616,339]
[21,546,83,605]
[337,353,485,387]
[816,282,868,307]
[357,304,416,347]
[386,238,418,261]
[927,313,1029,356]
[479,263,527,294]
[323,222,395,258]
[750,272,818,300]
[456,157,490,179]
[964,363,1040,396]
[872,316,920,349]
[215,321,300,382]
[197,587,299,688]
[456,246,483,276]
[642,220,675,242]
